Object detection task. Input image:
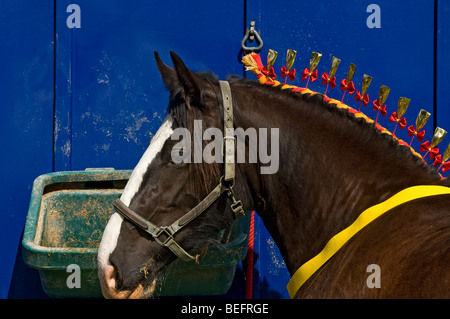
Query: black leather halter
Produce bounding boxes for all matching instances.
[113,81,245,262]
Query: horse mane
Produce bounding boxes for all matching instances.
[227,74,445,181]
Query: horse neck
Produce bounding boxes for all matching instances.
[233,83,444,274]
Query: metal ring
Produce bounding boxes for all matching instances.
[241,21,263,52]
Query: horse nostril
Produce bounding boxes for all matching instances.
[100,264,118,297]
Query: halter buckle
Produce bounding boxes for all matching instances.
[231,200,245,219]
[225,183,245,219]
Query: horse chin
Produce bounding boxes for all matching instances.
[129,280,157,299]
[103,280,157,299]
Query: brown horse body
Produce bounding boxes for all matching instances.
[98,52,450,298]
[228,78,450,298]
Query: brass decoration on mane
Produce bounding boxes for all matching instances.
[242,50,449,178]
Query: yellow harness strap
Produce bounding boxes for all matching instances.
[287,185,450,298]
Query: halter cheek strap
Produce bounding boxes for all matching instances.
[113,81,245,262]
[220,80,236,182]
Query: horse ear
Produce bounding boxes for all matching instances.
[154,51,178,91]
[170,51,206,106]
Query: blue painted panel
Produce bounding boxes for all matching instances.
[55,0,245,171]
[54,0,73,171]
[0,1,54,297]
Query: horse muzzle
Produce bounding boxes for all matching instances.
[99,264,156,299]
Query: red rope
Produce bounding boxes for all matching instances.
[246,211,255,299]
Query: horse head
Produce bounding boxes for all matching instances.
[97,52,254,298]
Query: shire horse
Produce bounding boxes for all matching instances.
[98,51,450,298]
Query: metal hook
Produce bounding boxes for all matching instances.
[241,21,263,52]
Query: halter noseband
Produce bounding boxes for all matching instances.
[113,81,245,262]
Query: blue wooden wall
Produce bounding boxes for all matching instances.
[0,1,54,298]
[2,0,449,298]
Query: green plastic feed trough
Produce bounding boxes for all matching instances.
[22,168,250,298]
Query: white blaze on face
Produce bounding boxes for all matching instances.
[98,115,174,270]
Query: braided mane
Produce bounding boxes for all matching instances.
[262,75,422,157]
[239,52,448,181]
